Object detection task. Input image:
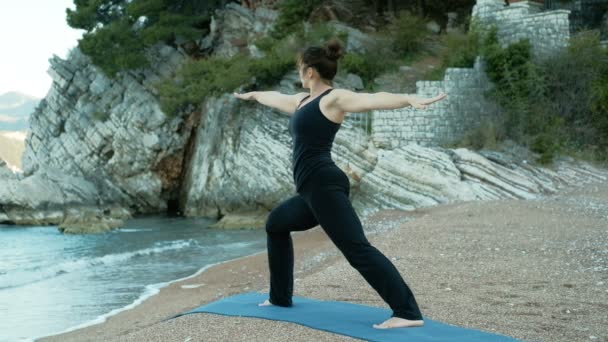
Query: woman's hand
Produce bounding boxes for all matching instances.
[233,91,256,101]
[408,93,448,110]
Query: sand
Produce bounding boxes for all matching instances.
[38,180,608,342]
[0,130,26,170]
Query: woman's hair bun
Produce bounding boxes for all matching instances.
[323,38,345,61]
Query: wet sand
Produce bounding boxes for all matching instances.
[39,180,608,342]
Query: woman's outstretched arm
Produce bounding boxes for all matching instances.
[330,89,447,113]
[233,91,308,115]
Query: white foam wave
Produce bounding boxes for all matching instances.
[219,241,256,249]
[114,228,155,233]
[0,239,198,289]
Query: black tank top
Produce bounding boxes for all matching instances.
[288,88,341,192]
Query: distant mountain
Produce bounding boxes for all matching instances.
[0,91,40,130]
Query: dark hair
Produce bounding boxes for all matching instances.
[297,38,345,84]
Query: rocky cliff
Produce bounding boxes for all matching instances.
[1,2,607,233]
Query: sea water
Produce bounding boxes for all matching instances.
[0,215,267,341]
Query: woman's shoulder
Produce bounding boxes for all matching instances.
[325,88,355,104]
[328,88,356,97]
[295,92,309,102]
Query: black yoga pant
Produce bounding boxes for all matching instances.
[264,166,423,320]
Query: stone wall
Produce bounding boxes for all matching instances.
[473,0,570,57]
[369,57,497,149]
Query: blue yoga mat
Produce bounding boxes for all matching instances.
[168,292,520,341]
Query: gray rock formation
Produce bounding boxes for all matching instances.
[206,2,279,58]
[0,159,130,228]
[22,43,188,219]
[2,2,607,234]
[3,38,190,233]
[338,142,608,218]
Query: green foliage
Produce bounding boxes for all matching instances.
[483,30,532,129]
[341,52,391,86]
[562,32,608,163]
[445,118,504,150]
[156,54,249,117]
[339,27,405,87]
[590,67,608,162]
[156,48,295,117]
[156,21,354,117]
[478,26,608,165]
[482,29,557,162]
[542,31,608,152]
[341,12,427,87]
[387,11,428,56]
[79,18,149,76]
[67,0,219,77]
[530,116,565,165]
[139,12,209,46]
[424,67,446,81]
[485,42,535,92]
[66,0,127,31]
[270,0,323,40]
[424,17,484,81]
[249,51,296,86]
[426,30,480,80]
[442,32,478,68]
[252,36,276,53]
[444,19,483,68]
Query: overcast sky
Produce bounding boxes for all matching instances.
[0,0,84,98]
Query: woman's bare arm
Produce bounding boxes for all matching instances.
[329,89,447,113]
[233,91,308,115]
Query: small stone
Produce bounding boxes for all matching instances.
[142,133,160,149]
[345,73,364,90]
[426,21,441,34]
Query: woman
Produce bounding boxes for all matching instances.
[233,38,447,329]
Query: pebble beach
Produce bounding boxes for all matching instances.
[38,180,608,342]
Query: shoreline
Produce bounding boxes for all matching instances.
[38,179,608,342]
[32,251,265,341]
[36,220,352,342]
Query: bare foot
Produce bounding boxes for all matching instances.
[258,299,273,307]
[373,317,424,329]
